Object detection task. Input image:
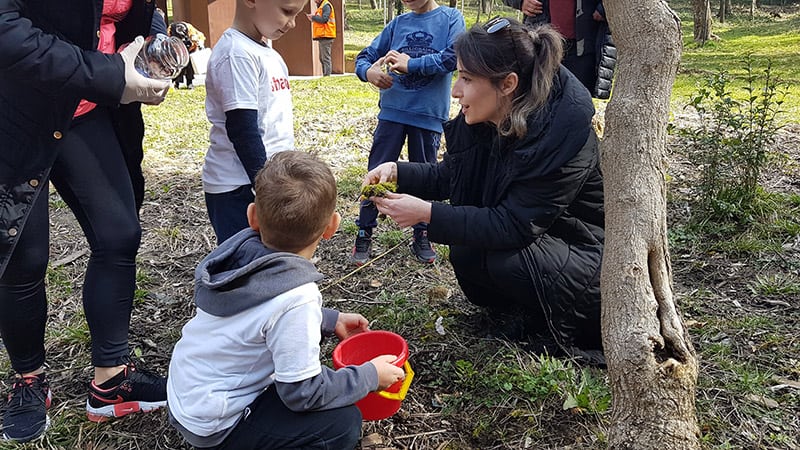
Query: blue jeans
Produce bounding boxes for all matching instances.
[0,107,141,372]
[210,385,361,450]
[205,185,254,245]
[357,120,440,230]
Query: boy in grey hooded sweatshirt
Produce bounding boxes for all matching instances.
[167,151,405,449]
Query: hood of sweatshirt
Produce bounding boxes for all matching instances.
[194,228,323,317]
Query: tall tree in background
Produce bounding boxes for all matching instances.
[718,0,732,22]
[693,0,712,44]
[600,0,701,448]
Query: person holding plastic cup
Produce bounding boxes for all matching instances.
[0,0,172,442]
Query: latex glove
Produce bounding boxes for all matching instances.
[119,36,171,105]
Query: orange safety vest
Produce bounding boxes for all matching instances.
[311,0,336,39]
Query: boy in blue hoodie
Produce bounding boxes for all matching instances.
[167,151,405,449]
[351,0,465,266]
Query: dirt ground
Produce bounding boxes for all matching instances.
[1,112,798,449]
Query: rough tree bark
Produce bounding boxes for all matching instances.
[692,0,712,44]
[600,0,701,449]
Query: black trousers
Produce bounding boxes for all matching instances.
[449,244,602,350]
[562,39,597,95]
[356,120,440,230]
[0,107,141,372]
[173,58,195,87]
[211,386,362,450]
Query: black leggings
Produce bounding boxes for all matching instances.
[0,107,141,373]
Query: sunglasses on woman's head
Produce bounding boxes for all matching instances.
[483,17,520,70]
[484,17,511,34]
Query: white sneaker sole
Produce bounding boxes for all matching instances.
[85,399,166,423]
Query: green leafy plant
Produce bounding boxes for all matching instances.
[678,55,788,223]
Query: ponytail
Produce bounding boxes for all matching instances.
[506,26,563,138]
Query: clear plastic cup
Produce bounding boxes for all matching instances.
[134,34,190,80]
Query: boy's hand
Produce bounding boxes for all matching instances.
[335,313,369,340]
[521,0,543,16]
[383,50,410,74]
[366,58,394,90]
[370,355,406,390]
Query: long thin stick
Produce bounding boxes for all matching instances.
[320,239,408,293]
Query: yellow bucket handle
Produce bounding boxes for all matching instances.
[376,361,414,401]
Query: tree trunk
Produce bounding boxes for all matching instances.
[370,0,378,10]
[718,0,729,22]
[600,1,701,449]
[692,0,712,44]
[449,0,457,8]
[384,0,394,23]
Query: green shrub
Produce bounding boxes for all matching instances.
[678,55,787,224]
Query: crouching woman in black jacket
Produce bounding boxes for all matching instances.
[366,17,605,364]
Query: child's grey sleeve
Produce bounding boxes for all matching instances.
[275,363,379,412]
[321,307,339,337]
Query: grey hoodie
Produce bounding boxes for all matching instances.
[169,229,378,447]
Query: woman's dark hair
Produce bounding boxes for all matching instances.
[454,18,564,138]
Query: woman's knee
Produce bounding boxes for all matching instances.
[91,219,141,257]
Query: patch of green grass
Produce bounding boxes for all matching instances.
[674,9,800,117]
[49,197,67,210]
[45,265,74,296]
[340,220,360,236]
[142,86,209,165]
[335,164,367,201]
[670,190,800,257]
[749,274,800,296]
[292,76,378,121]
[46,313,91,347]
[445,348,610,413]
[376,228,406,247]
[435,242,450,261]
[155,226,182,240]
[728,315,775,333]
[365,291,433,334]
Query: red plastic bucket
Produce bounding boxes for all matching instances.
[332,330,414,421]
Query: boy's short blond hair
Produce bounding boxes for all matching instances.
[253,151,337,252]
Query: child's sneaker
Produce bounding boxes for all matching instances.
[86,362,166,423]
[410,229,436,264]
[350,229,372,266]
[2,373,51,442]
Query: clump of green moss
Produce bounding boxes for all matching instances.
[360,181,397,200]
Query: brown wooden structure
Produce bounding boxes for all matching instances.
[167,0,345,76]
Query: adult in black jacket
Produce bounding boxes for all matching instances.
[366,18,605,363]
[0,0,171,442]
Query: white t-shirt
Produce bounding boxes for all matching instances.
[166,283,324,437]
[202,28,295,194]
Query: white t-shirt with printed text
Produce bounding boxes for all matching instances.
[202,28,294,194]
